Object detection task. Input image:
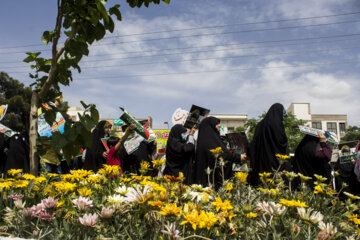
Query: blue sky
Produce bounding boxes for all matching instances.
[1,0,360,128]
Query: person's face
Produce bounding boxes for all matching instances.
[104,127,111,134]
[216,123,221,132]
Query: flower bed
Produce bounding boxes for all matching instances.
[0,166,359,239]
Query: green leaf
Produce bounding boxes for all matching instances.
[43,109,57,126]
[81,126,93,148]
[162,0,170,4]
[109,5,122,21]
[104,17,114,33]
[96,1,109,21]
[90,106,99,123]
[51,131,68,152]
[23,52,41,63]
[95,23,106,40]
[41,30,55,45]
[80,101,89,109]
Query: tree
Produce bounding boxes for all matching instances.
[234,112,306,153]
[0,72,32,132]
[340,126,360,142]
[25,0,170,175]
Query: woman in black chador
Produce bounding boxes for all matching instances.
[83,120,111,172]
[194,116,244,189]
[164,124,195,185]
[249,103,288,186]
[292,134,332,185]
[4,131,30,173]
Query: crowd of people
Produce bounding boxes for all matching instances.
[0,103,359,196]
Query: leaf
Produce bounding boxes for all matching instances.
[109,5,122,21]
[80,101,89,109]
[104,17,114,33]
[81,126,93,148]
[90,106,99,123]
[162,0,170,4]
[95,23,106,40]
[51,131,68,152]
[23,52,41,63]
[43,109,57,126]
[41,30,55,45]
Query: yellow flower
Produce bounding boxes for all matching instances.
[234,172,248,183]
[34,176,46,184]
[53,182,77,193]
[246,212,258,219]
[152,159,166,168]
[86,174,105,183]
[314,185,325,194]
[48,173,59,178]
[257,187,277,195]
[298,173,312,181]
[140,161,150,170]
[343,192,360,200]
[181,210,218,230]
[314,174,327,182]
[275,154,291,160]
[13,180,29,188]
[77,188,93,197]
[209,147,223,155]
[22,174,36,180]
[32,185,41,191]
[0,181,12,190]
[63,211,75,222]
[259,172,272,178]
[164,174,182,182]
[7,169,23,176]
[211,197,233,212]
[225,183,233,191]
[279,199,308,208]
[158,203,181,217]
[57,201,64,208]
[120,177,132,183]
[148,201,165,208]
[98,164,120,176]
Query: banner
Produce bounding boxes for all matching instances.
[184,105,210,129]
[297,125,338,145]
[119,107,150,140]
[37,104,66,137]
[338,141,359,164]
[0,123,16,137]
[171,108,189,126]
[153,129,170,153]
[0,104,8,121]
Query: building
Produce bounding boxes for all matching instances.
[67,106,84,122]
[287,103,348,141]
[209,114,248,133]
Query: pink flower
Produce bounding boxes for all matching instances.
[79,213,98,227]
[41,197,58,209]
[22,208,33,217]
[31,203,45,217]
[100,207,115,219]
[72,196,93,211]
[7,194,24,201]
[37,210,54,221]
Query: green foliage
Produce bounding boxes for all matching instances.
[0,72,32,132]
[23,0,170,169]
[234,112,306,153]
[340,125,360,142]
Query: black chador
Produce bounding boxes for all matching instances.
[164,124,195,185]
[249,103,288,186]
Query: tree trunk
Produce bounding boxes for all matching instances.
[29,91,40,175]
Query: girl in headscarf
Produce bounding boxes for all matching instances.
[194,116,246,189]
[164,124,196,185]
[292,134,332,186]
[83,120,112,172]
[249,103,288,186]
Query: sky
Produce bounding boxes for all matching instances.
[0,0,360,129]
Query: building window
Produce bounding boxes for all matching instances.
[227,127,234,132]
[339,122,346,136]
[312,122,322,130]
[327,122,337,134]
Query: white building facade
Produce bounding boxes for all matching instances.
[287,103,348,141]
[209,114,248,133]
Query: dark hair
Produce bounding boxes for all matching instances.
[107,136,120,148]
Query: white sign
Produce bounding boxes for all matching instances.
[171,108,189,126]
